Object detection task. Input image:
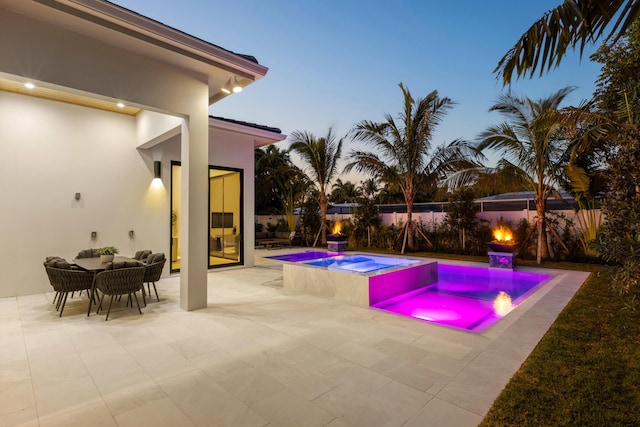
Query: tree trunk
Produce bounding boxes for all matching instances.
[320,194,328,245]
[535,199,549,264]
[406,201,414,251]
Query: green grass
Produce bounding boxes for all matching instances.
[479,264,640,426]
[354,247,640,424]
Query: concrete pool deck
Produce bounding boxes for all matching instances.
[0,248,589,426]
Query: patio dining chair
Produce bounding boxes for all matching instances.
[44,259,94,317]
[142,253,166,305]
[95,266,145,321]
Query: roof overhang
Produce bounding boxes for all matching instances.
[209,117,287,148]
[1,0,268,104]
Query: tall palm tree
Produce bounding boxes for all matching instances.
[289,128,343,245]
[346,83,482,252]
[496,0,640,84]
[477,86,576,263]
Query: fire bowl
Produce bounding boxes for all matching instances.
[486,242,519,253]
[327,234,347,242]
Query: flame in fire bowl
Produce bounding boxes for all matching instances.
[487,226,518,253]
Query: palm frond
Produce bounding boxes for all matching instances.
[496,0,640,84]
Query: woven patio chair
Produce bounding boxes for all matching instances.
[44,263,94,317]
[142,256,166,305]
[95,266,145,321]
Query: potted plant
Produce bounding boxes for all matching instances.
[96,246,119,263]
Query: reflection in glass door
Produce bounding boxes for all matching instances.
[209,167,243,267]
[170,162,181,272]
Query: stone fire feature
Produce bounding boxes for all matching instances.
[327,240,347,253]
[487,226,518,270]
[488,251,517,269]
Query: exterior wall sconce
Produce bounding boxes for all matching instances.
[91,231,97,239]
[153,161,161,179]
[129,230,135,238]
[75,192,81,200]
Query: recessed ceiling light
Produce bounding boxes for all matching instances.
[24,82,35,89]
[117,102,125,108]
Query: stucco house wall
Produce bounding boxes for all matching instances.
[0,2,282,300]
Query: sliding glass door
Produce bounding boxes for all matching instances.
[209,166,243,267]
[170,163,243,272]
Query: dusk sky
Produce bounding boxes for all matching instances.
[114,0,603,180]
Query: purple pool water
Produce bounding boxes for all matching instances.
[266,251,339,262]
[373,264,551,332]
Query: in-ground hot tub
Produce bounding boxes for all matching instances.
[280,253,438,307]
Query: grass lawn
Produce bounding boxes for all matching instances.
[357,248,640,424]
[479,263,640,426]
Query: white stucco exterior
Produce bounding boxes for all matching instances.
[0,1,285,301]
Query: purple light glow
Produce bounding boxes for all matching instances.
[305,255,420,273]
[373,264,551,333]
[266,251,339,262]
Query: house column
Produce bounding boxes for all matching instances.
[179,98,209,311]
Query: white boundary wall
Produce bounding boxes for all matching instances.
[256,209,601,232]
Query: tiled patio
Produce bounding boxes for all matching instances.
[0,249,589,427]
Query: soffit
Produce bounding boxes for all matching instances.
[1,0,268,102]
[209,117,287,148]
[0,78,141,115]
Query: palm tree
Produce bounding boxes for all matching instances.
[289,128,343,245]
[496,1,640,84]
[360,177,380,200]
[346,83,482,252]
[255,145,293,214]
[477,86,576,263]
[330,178,362,204]
[255,145,309,230]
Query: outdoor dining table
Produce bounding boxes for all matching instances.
[73,256,140,316]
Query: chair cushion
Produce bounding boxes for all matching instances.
[134,250,152,260]
[45,257,71,269]
[105,259,141,270]
[146,253,165,264]
[55,261,72,269]
[76,248,99,258]
[45,256,64,266]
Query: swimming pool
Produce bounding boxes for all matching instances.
[373,264,551,332]
[268,251,552,333]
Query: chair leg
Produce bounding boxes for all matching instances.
[140,286,147,307]
[132,292,142,314]
[55,292,63,310]
[152,282,159,302]
[105,295,114,321]
[59,293,68,317]
[52,292,59,306]
[97,292,106,314]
